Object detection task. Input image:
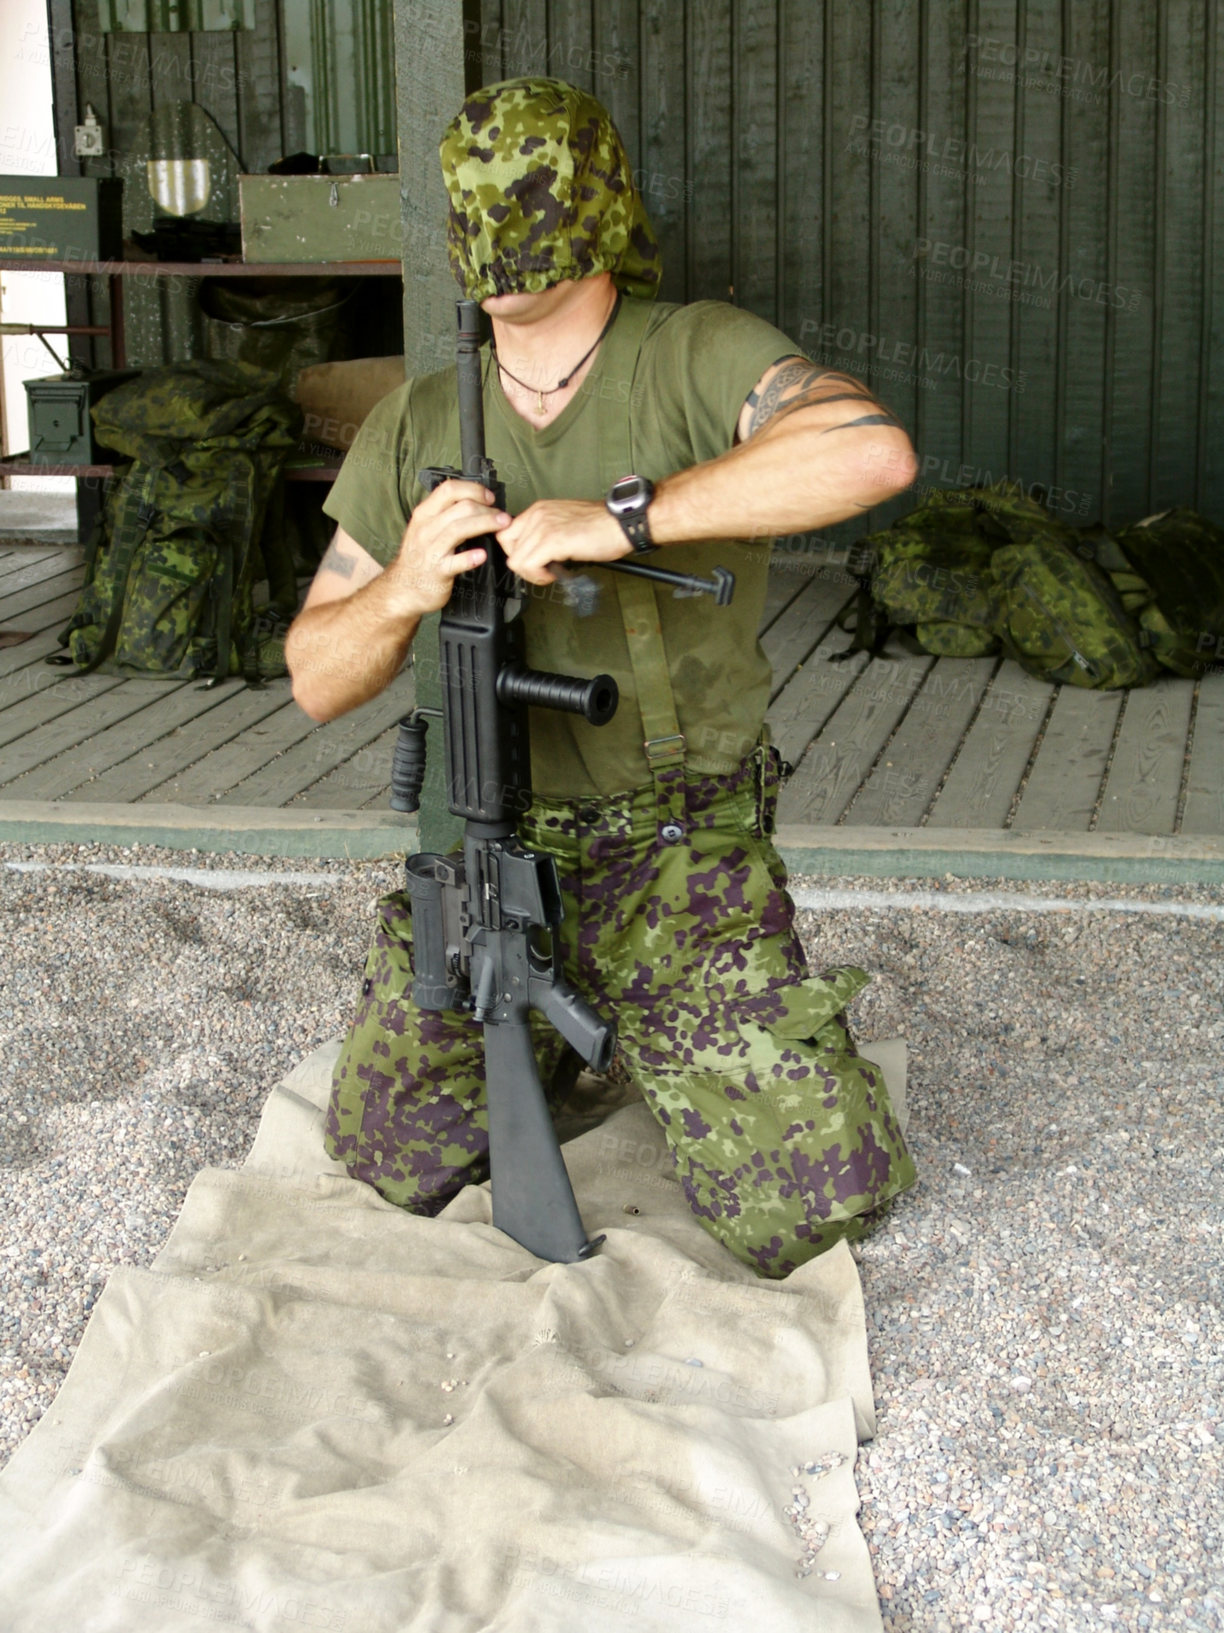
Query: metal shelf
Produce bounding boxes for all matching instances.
[0,256,383,515]
[0,256,401,367]
[0,258,401,277]
[0,454,342,482]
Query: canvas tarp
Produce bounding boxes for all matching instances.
[0,1036,907,1632]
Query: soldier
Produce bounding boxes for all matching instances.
[285,77,918,1277]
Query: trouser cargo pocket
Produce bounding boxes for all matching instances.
[621,969,917,1278]
[325,890,575,1213]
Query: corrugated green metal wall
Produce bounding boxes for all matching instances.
[461,0,1222,530]
[57,0,1223,527]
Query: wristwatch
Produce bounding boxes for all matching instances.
[606,473,656,554]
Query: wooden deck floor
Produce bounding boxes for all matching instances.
[0,540,1220,873]
[760,562,1223,838]
[0,542,414,814]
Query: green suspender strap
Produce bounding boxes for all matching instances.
[594,295,689,841]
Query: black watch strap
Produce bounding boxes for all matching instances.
[617,511,654,553]
[606,474,656,554]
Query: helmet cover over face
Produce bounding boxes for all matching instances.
[439,77,662,302]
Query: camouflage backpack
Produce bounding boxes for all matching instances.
[986,498,1159,689]
[847,489,1004,660]
[1110,508,1224,678]
[849,487,1159,690]
[54,361,301,682]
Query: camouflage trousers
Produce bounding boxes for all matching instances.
[324,748,916,1278]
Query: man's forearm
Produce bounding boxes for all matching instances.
[286,574,422,722]
[649,411,917,549]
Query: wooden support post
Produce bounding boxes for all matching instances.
[45,0,105,542]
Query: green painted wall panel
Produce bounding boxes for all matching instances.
[457,0,1222,529]
[684,0,732,304]
[600,0,641,167]
[1009,0,1062,509]
[1152,0,1209,512]
[638,0,685,304]
[498,0,547,79]
[732,0,779,323]
[1105,0,1160,522]
[1056,0,1111,510]
[823,0,872,381]
[777,0,824,348]
[871,0,921,506]
[909,0,968,501]
[1205,0,1224,518]
[963,0,1018,485]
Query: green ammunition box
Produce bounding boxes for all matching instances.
[239,173,401,264]
[24,371,140,466]
[0,177,124,263]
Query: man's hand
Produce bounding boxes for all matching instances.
[497,499,629,587]
[287,479,507,723]
[384,477,507,612]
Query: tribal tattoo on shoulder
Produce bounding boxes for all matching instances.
[745,357,903,438]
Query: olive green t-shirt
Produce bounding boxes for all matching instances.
[323,297,795,797]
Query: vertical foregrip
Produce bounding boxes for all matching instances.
[482,1018,596,1263]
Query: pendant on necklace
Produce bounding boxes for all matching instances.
[536,390,545,413]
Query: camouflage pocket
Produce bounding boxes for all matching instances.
[327,893,416,1156]
[113,531,220,673]
[751,736,790,839]
[325,891,578,1206]
[336,891,417,1072]
[622,971,915,1277]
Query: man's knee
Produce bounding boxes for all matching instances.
[672,1154,874,1277]
[631,1021,917,1277]
[697,1196,894,1279]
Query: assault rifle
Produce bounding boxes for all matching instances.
[389,298,734,1262]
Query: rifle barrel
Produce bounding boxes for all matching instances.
[456,299,488,480]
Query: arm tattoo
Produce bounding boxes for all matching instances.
[745,360,850,435]
[820,412,904,435]
[320,540,357,579]
[744,356,900,438]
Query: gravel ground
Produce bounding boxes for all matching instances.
[1,840,1221,1632]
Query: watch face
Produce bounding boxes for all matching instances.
[609,474,653,516]
[609,476,643,508]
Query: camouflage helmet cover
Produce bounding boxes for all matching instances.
[439,77,662,301]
